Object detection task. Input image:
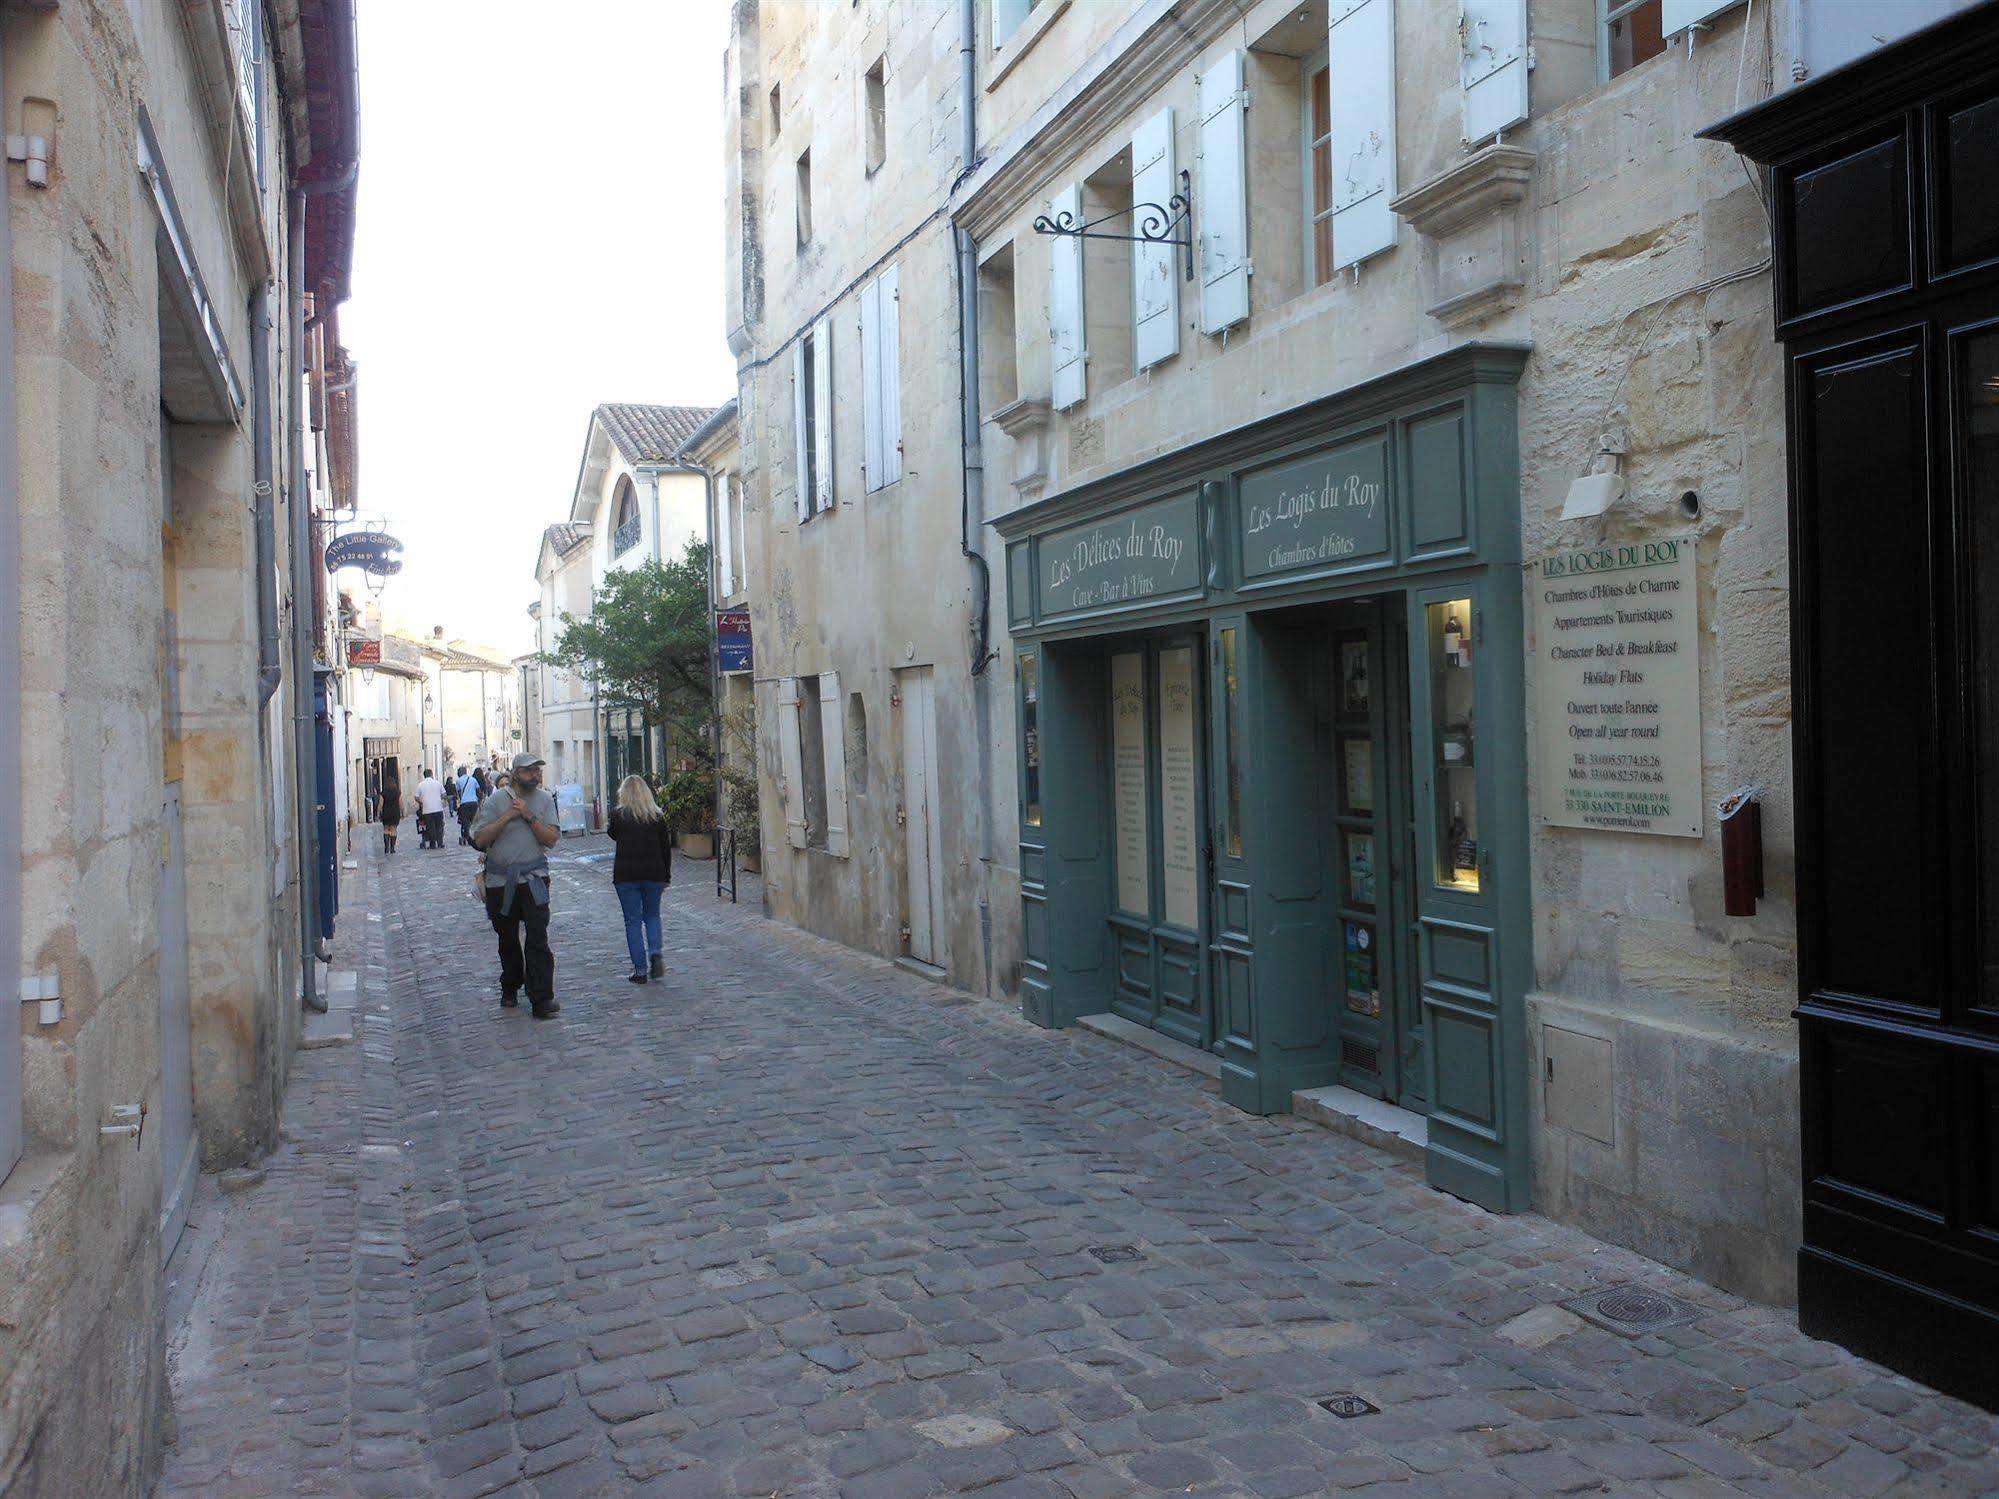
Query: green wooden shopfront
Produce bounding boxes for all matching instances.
[995,344,1534,1212]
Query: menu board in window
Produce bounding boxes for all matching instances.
[1111,651,1150,917]
[1159,645,1199,930]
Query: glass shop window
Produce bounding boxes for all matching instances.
[1220,628,1243,858]
[1968,331,1999,1009]
[1428,598,1480,892]
[1019,653,1042,827]
[1110,650,1151,917]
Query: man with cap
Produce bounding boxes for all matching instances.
[469,752,563,1017]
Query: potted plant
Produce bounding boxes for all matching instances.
[659,767,716,859]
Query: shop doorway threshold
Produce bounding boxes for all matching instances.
[1292,1085,1427,1165]
[1076,1013,1223,1083]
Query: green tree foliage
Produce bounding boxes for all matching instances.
[542,541,714,763]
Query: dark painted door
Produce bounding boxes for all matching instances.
[1105,635,1210,1048]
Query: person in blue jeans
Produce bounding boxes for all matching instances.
[606,774,673,984]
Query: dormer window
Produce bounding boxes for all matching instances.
[612,476,641,556]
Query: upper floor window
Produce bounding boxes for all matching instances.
[794,318,833,520]
[860,267,902,492]
[226,0,266,183]
[1604,0,1667,79]
[1303,52,1334,287]
[796,148,814,245]
[993,0,1041,46]
[612,477,641,556]
[864,58,887,175]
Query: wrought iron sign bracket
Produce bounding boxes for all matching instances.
[1032,169,1194,283]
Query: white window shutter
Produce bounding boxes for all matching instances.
[812,314,835,511]
[1047,183,1087,410]
[860,277,882,492]
[1197,51,1249,334]
[818,671,849,857]
[715,472,734,594]
[1460,0,1528,145]
[1662,0,1741,33]
[1131,107,1180,369]
[777,677,807,848]
[1329,0,1397,271]
[878,265,902,486]
[792,341,811,523]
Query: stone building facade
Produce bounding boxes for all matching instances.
[722,0,1987,1313]
[0,0,358,1492]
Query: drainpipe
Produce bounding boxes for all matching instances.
[250,283,281,703]
[956,0,996,996]
[702,466,723,836]
[0,33,23,1153]
[289,171,355,1012]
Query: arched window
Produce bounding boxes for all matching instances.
[611,476,641,556]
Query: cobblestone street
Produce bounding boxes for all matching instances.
[155,839,1999,1499]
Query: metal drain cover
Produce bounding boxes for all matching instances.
[1563,1286,1700,1336]
[1088,1244,1144,1265]
[1317,1393,1379,1419]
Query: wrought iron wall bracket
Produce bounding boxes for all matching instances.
[1032,169,1195,283]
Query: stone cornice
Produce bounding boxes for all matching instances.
[991,343,1533,539]
[1391,145,1535,240]
[952,0,1243,242]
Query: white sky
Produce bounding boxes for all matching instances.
[341,0,736,659]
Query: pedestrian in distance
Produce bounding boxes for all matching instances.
[474,765,491,799]
[470,752,562,1018]
[455,764,480,845]
[378,770,403,856]
[414,767,447,848]
[606,773,673,984]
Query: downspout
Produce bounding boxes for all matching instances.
[0,32,23,1155]
[290,170,354,1011]
[956,0,996,996]
[250,282,281,703]
[702,466,723,837]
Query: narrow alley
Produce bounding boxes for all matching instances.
[155,840,1999,1499]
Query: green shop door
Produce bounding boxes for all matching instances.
[1104,635,1211,1048]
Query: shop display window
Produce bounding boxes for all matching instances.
[1428,598,1480,892]
[1019,652,1041,828]
[1220,628,1243,859]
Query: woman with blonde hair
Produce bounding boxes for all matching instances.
[606,774,673,983]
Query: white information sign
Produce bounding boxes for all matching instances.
[1158,646,1199,930]
[1535,536,1702,838]
[1111,652,1151,916]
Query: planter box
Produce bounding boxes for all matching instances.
[678,832,714,860]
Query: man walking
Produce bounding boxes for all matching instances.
[414,767,447,849]
[471,752,562,1018]
[455,764,480,845]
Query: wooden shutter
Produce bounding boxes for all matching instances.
[860,277,882,491]
[1131,107,1180,369]
[1662,0,1739,32]
[1197,51,1249,334]
[715,472,734,595]
[1329,0,1397,271]
[791,340,811,522]
[777,676,807,848]
[1460,0,1528,145]
[818,671,849,857]
[811,314,835,511]
[877,265,902,486]
[1047,183,1087,410]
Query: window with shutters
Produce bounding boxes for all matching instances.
[727,472,746,593]
[978,242,1019,413]
[797,673,829,849]
[1603,0,1666,78]
[860,267,902,492]
[864,58,887,175]
[796,330,821,518]
[1082,150,1135,390]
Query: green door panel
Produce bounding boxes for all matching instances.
[1032,644,1114,1028]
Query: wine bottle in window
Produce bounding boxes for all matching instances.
[1448,801,1477,878]
[1443,612,1463,667]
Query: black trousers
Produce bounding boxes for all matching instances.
[485,886,554,1003]
[420,811,445,847]
[457,804,477,843]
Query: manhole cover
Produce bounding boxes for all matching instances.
[1087,1244,1144,1264]
[1563,1286,1700,1336]
[1317,1393,1379,1419]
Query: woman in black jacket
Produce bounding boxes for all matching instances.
[606,774,673,983]
[377,771,403,856]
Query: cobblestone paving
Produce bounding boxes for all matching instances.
[158,838,1999,1498]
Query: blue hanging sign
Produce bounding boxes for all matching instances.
[716,609,753,674]
[323,531,405,575]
